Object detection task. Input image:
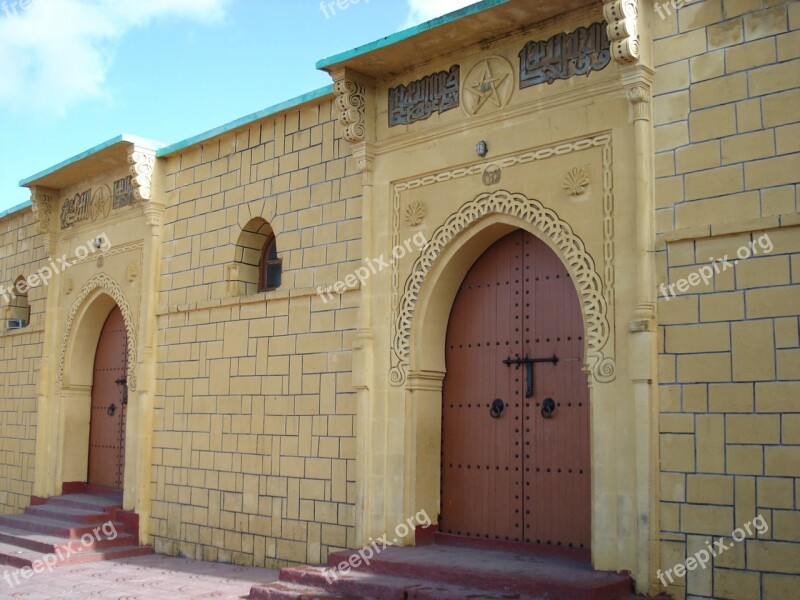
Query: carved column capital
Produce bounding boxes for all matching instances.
[604,0,640,64]
[30,186,57,234]
[128,147,156,201]
[331,68,372,144]
[141,201,164,230]
[352,142,375,181]
[626,83,651,121]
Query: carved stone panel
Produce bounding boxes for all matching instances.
[519,22,611,88]
[389,65,460,127]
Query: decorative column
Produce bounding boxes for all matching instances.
[605,1,660,594]
[332,68,380,547]
[29,186,61,497]
[125,146,163,537]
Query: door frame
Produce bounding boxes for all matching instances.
[34,276,142,508]
[393,195,656,586]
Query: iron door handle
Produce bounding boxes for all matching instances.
[107,403,117,416]
[541,397,556,419]
[490,399,505,418]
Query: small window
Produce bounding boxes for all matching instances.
[259,234,282,292]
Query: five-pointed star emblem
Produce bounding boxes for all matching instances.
[468,61,509,112]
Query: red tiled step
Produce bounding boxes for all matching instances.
[46,493,122,514]
[265,565,542,599]
[0,514,125,539]
[0,523,136,554]
[0,541,151,571]
[25,504,115,524]
[323,545,632,600]
[250,580,354,600]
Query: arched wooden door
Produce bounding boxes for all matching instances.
[88,306,128,490]
[441,229,590,552]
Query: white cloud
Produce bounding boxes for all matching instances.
[403,0,481,28]
[0,0,227,116]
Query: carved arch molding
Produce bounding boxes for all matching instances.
[58,273,138,391]
[390,189,616,387]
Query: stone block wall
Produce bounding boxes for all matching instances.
[151,98,363,567]
[653,1,799,598]
[0,207,46,515]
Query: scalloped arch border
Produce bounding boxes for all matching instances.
[58,273,138,391]
[390,189,616,386]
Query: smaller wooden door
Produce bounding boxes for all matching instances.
[88,306,128,490]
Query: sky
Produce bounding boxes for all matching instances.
[0,0,479,212]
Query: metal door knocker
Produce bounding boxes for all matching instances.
[490,398,505,419]
[541,397,556,419]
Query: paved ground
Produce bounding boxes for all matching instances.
[0,554,280,599]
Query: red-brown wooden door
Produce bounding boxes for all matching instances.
[88,306,128,490]
[441,229,590,551]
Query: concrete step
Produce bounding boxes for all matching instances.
[0,513,124,539]
[0,523,135,554]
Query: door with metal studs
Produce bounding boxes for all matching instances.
[440,229,590,551]
[88,305,128,490]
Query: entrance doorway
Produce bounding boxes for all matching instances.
[88,305,128,490]
[440,229,590,551]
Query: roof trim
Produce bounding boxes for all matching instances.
[157,85,334,157]
[19,134,164,188]
[315,0,509,72]
[0,200,32,220]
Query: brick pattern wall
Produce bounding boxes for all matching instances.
[0,208,46,515]
[152,99,362,567]
[654,1,800,599]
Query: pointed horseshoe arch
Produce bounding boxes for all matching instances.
[390,189,616,386]
[58,273,138,391]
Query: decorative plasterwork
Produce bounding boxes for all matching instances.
[404,201,426,227]
[462,56,514,116]
[390,133,616,386]
[626,83,651,121]
[69,240,144,267]
[564,167,591,196]
[390,189,616,386]
[333,76,367,144]
[604,0,640,64]
[128,148,156,201]
[30,187,56,234]
[58,273,138,391]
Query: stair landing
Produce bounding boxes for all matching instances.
[249,541,666,600]
[0,491,151,575]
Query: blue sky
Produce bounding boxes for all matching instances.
[0,0,477,212]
